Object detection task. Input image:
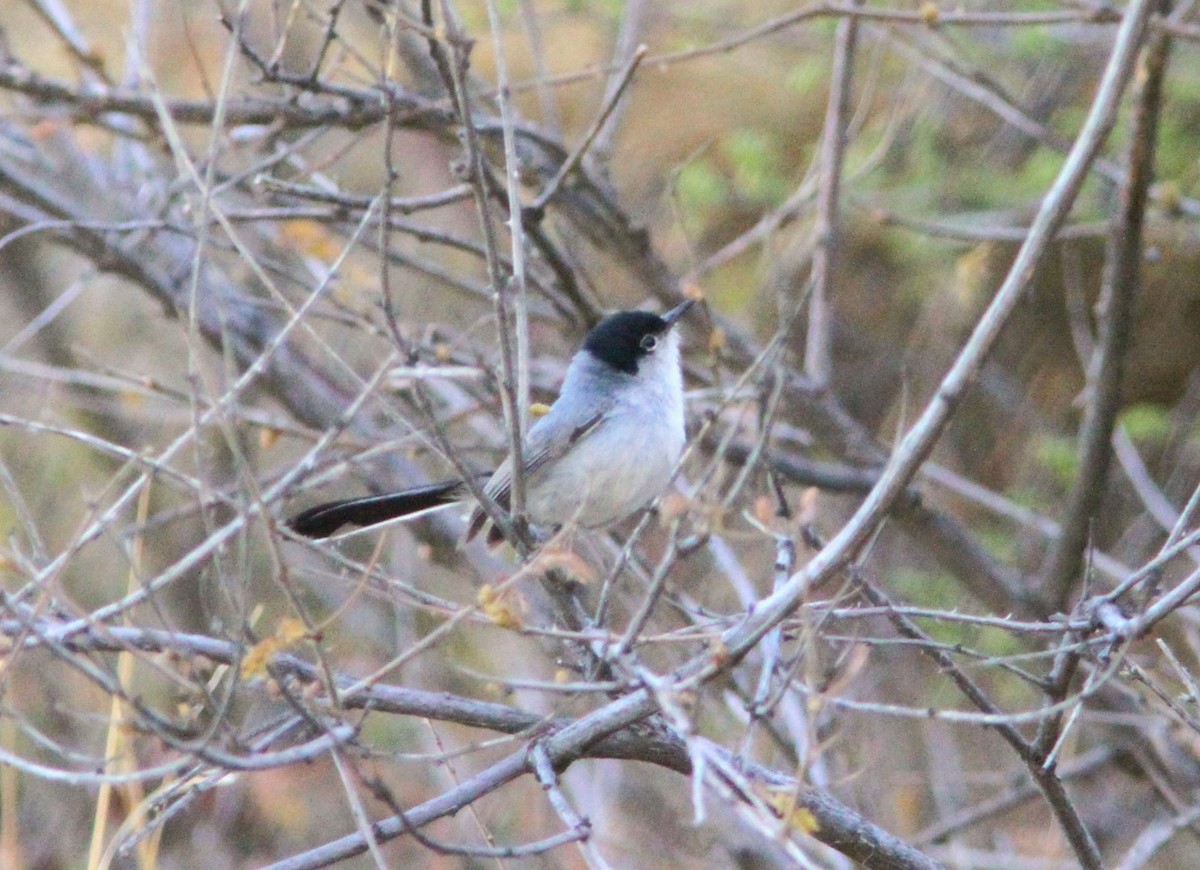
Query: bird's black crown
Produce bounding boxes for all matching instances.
[583,311,670,375]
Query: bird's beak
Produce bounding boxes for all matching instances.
[662,298,696,329]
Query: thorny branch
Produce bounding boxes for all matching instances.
[3,1,1200,868]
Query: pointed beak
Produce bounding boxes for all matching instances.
[662,298,696,329]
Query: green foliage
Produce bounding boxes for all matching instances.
[1014,148,1066,197]
[977,526,1019,564]
[722,128,789,205]
[1160,53,1200,187]
[1120,403,1172,443]
[892,120,944,185]
[1034,433,1079,488]
[675,159,728,220]
[889,568,961,613]
[359,707,422,749]
[563,0,624,16]
[1010,21,1059,60]
[948,148,1068,213]
[785,58,827,97]
[1005,485,1052,513]
[887,570,1029,664]
[1157,115,1200,185]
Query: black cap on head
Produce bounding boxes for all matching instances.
[583,311,668,375]
[583,300,694,375]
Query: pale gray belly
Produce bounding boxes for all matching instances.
[524,417,681,528]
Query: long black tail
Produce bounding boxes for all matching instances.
[288,480,464,538]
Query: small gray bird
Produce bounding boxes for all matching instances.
[289,300,693,543]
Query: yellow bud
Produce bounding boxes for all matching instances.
[258,426,281,450]
[767,792,821,834]
[477,585,525,629]
[753,495,775,526]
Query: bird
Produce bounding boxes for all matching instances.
[288,299,694,543]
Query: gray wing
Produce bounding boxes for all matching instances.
[465,407,606,542]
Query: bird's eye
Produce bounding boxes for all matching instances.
[640,334,659,353]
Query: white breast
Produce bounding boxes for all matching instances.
[525,331,685,528]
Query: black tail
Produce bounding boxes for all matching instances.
[288,481,463,538]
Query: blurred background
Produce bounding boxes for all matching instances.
[2,1,1200,868]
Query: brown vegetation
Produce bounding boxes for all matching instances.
[2,1,1200,868]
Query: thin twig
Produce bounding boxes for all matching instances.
[1041,4,1173,610]
[804,0,861,386]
